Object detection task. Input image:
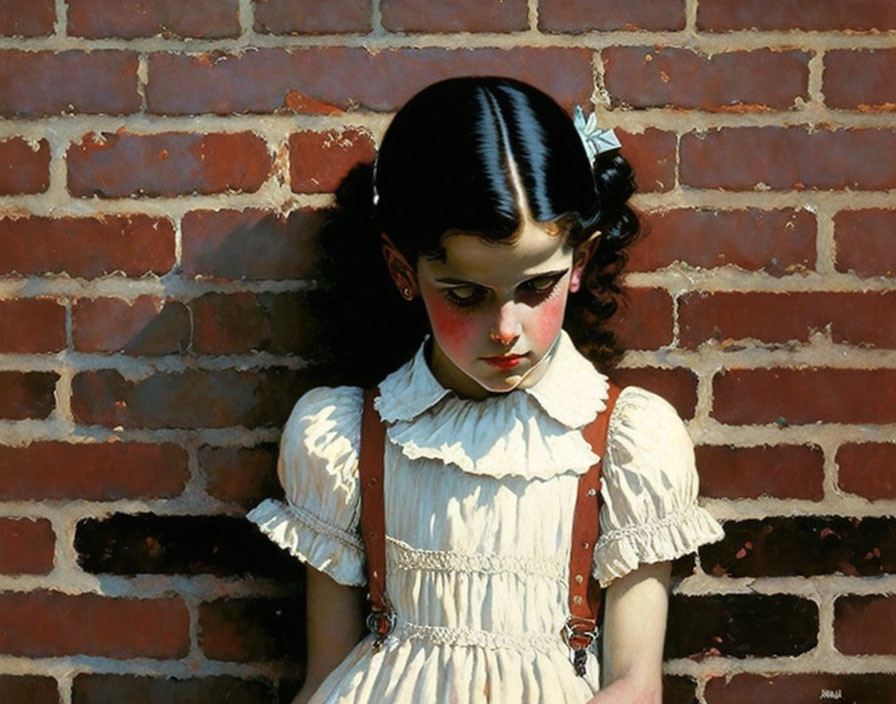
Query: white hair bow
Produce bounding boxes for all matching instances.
[573,105,622,162]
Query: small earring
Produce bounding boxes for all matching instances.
[402,287,412,300]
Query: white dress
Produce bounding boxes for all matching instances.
[247,331,724,703]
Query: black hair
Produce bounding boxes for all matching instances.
[311,76,639,388]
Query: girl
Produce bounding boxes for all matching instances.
[248,76,723,704]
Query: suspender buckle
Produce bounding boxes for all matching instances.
[562,616,598,676]
[366,608,397,650]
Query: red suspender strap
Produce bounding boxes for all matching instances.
[565,381,623,676]
[359,387,395,648]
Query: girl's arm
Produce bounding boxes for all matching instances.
[587,560,672,704]
[291,567,367,704]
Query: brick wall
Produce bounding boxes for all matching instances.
[0,1,894,703]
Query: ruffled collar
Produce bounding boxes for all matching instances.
[374,331,609,480]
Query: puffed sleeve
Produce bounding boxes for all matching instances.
[246,385,366,586]
[593,386,724,587]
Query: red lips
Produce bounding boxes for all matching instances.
[482,354,526,370]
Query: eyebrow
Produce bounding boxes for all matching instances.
[434,268,569,286]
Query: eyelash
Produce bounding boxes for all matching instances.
[443,274,564,309]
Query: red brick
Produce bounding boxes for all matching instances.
[0,137,50,195]
[834,209,896,278]
[539,0,685,31]
[0,591,189,658]
[0,50,139,117]
[72,675,277,704]
[0,0,55,36]
[181,209,321,280]
[712,368,896,425]
[254,0,371,34]
[604,47,808,112]
[199,445,279,508]
[835,595,896,655]
[381,0,528,32]
[695,444,824,500]
[679,291,896,349]
[0,371,57,420]
[706,674,896,704]
[146,47,593,115]
[0,215,175,277]
[192,292,315,354]
[681,127,896,191]
[67,131,272,198]
[0,299,66,353]
[607,288,673,351]
[68,0,239,38]
[609,367,697,419]
[73,297,190,355]
[698,0,896,31]
[825,50,896,111]
[0,518,54,574]
[198,597,302,661]
[0,441,188,501]
[290,129,376,193]
[0,676,58,704]
[617,130,676,193]
[629,209,816,274]
[837,443,896,501]
[72,368,308,429]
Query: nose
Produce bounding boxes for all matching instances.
[490,302,522,346]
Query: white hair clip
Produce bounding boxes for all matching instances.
[573,105,622,162]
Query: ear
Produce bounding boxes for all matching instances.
[569,231,600,294]
[381,234,418,300]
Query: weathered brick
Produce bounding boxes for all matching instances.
[705,673,896,704]
[539,0,685,31]
[199,597,303,661]
[191,292,315,355]
[0,0,54,36]
[666,594,818,658]
[73,297,190,355]
[67,131,272,198]
[617,130,676,193]
[146,47,593,115]
[604,47,809,111]
[254,0,371,34]
[76,514,303,578]
[0,137,50,195]
[381,0,528,32]
[72,675,277,704]
[0,518,54,574]
[679,292,896,348]
[698,0,896,31]
[695,444,824,500]
[837,443,896,501]
[835,595,896,655]
[72,368,308,429]
[0,371,57,420]
[0,215,175,278]
[0,591,189,658]
[825,50,896,111]
[664,676,698,704]
[0,442,188,501]
[834,209,896,278]
[0,299,66,353]
[0,50,139,117]
[712,368,896,425]
[680,127,896,191]
[290,129,376,193]
[0,675,58,704]
[702,517,896,578]
[68,0,240,38]
[607,288,674,351]
[199,444,280,508]
[609,367,697,420]
[182,209,321,281]
[628,209,816,274]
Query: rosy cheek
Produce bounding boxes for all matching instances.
[529,290,567,350]
[423,295,477,358]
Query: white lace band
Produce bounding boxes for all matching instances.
[399,622,564,653]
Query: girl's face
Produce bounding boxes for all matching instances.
[409,214,594,399]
